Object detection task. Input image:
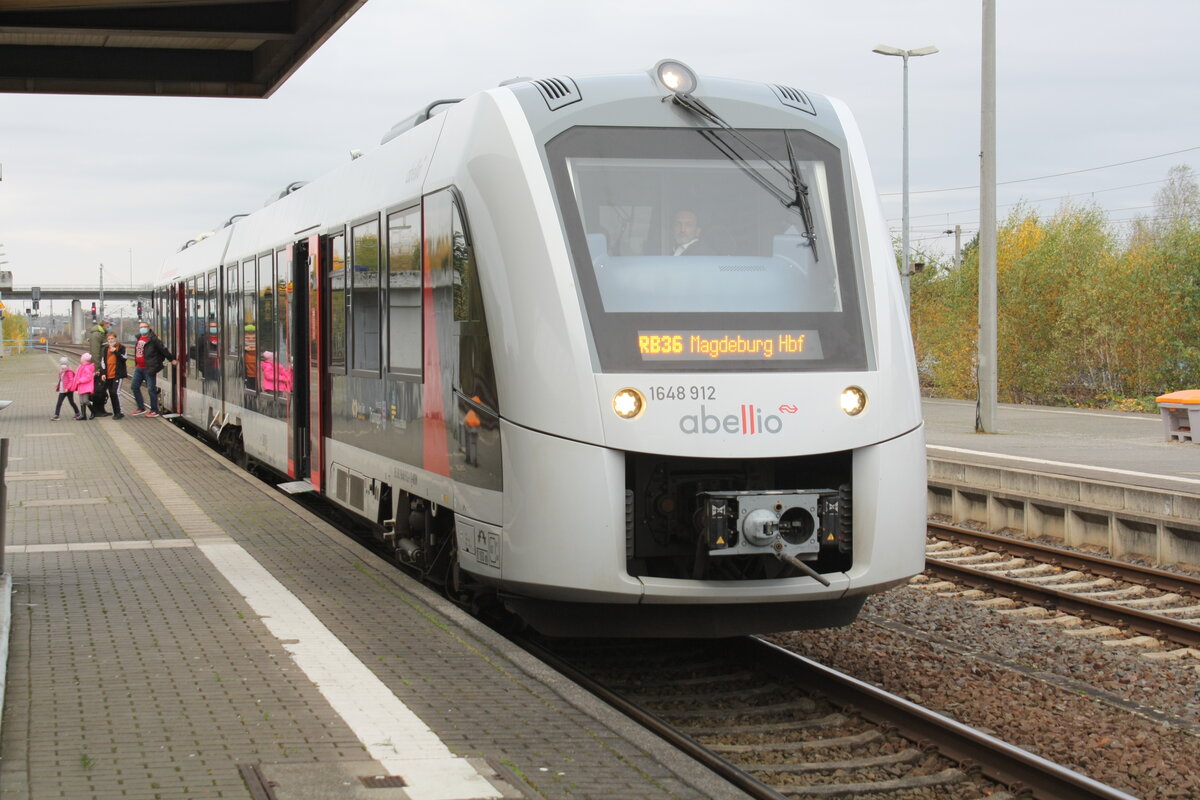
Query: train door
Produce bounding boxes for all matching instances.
[173,281,186,411]
[286,239,310,480]
[306,234,327,490]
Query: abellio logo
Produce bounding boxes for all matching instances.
[679,404,784,435]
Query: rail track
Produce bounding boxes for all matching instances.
[925,522,1200,650]
[45,341,87,359]
[523,634,1135,800]
[250,467,1144,800]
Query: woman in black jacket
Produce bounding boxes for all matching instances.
[100,331,129,419]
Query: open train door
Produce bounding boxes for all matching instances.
[301,233,327,491]
[173,280,186,412]
[285,240,307,480]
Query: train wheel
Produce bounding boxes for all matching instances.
[220,426,248,470]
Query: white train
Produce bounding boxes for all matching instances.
[153,60,926,637]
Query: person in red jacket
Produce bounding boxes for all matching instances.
[130,322,175,417]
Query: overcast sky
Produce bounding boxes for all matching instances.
[1,0,1197,304]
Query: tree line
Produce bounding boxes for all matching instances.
[908,165,1200,411]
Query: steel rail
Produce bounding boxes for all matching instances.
[520,633,1136,800]
[929,522,1200,595]
[739,637,1139,800]
[927,524,1200,649]
[926,557,1200,648]
[517,636,787,800]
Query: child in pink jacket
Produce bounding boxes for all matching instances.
[73,353,97,420]
[52,357,79,421]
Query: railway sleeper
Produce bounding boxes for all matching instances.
[705,729,882,753]
[767,766,967,797]
[1117,592,1184,607]
[630,683,779,704]
[682,712,849,736]
[1077,585,1148,600]
[658,697,818,720]
[746,747,921,773]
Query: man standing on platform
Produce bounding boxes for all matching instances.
[88,317,114,417]
[130,322,175,418]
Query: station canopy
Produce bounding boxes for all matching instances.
[0,0,366,98]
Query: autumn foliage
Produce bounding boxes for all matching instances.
[909,166,1200,409]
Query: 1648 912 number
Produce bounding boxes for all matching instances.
[649,385,716,401]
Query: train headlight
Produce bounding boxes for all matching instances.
[652,59,698,95]
[613,388,645,419]
[841,386,867,416]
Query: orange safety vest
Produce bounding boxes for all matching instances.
[464,396,482,428]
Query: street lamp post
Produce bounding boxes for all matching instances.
[0,245,7,359]
[873,43,939,313]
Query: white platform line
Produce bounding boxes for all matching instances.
[5,539,195,554]
[103,423,502,800]
[928,444,1200,487]
[923,398,1158,422]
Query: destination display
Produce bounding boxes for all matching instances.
[637,330,823,361]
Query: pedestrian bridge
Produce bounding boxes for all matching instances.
[3,285,153,302]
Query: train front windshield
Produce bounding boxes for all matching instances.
[546,126,870,373]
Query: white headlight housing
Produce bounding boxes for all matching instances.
[652,59,698,95]
[841,386,867,416]
[613,388,645,419]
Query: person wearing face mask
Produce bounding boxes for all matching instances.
[195,314,221,394]
[102,330,129,419]
[130,322,176,418]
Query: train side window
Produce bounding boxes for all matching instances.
[205,270,217,372]
[258,251,276,393]
[227,265,241,358]
[386,206,421,377]
[186,277,197,379]
[201,268,219,393]
[452,204,481,323]
[206,269,217,342]
[351,218,381,374]
[275,247,292,378]
[450,199,497,410]
[243,258,257,392]
[327,232,347,373]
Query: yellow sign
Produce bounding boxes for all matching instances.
[39,337,46,344]
[637,329,823,361]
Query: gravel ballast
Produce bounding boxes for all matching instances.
[770,581,1200,800]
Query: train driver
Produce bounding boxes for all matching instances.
[671,210,716,256]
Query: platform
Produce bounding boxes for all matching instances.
[0,352,750,800]
[922,398,1200,567]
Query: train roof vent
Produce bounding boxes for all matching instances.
[771,84,816,116]
[178,231,214,252]
[380,98,463,145]
[263,181,308,207]
[532,76,581,111]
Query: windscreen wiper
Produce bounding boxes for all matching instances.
[672,92,818,260]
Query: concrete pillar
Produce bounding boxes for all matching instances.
[71,300,84,343]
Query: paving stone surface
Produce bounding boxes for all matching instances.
[1,351,748,800]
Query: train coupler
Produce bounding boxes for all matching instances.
[702,489,841,566]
